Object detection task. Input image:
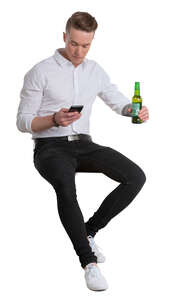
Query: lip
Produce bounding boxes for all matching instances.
[73,56,82,59]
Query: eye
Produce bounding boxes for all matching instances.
[71,41,77,47]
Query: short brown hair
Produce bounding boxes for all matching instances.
[65,11,98,34]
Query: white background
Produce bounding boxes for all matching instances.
[1,0,194,298]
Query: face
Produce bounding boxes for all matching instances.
[63,27,95,67]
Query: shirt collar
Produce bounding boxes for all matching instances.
[54,48,87,68]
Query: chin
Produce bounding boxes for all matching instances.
[74,57,82,60]
[74,58,83,64]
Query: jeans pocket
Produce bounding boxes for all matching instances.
[33,141,53,161]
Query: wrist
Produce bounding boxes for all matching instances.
[52,112,59,127]
[121,103,132,117]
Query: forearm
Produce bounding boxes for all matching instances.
[31,114,55,132]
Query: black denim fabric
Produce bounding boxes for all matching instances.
[33,137,146,268]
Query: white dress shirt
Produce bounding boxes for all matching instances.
[16,48,132,140]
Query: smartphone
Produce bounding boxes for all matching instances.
[68,105,84,113]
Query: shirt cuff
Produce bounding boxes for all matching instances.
[121,103,132,117]
[16,113,36,134]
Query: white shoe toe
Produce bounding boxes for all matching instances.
[84,263,108,291]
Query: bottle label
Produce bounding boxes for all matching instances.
[132,103,141,117]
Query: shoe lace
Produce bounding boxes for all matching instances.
[86,264,99,278]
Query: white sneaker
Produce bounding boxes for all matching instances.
[87,235,106,263]
[84,263,108,291]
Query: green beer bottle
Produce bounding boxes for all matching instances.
[132,82,143,124]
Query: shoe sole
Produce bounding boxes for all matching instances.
[87,286,108,291]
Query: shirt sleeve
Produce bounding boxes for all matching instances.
[97,63,132,117]
[16,65,44,133]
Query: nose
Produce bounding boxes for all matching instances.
[75,46,82,57]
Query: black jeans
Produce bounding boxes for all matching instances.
[33,137,146,268]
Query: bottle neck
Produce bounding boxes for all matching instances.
[134,82,140,96]
[134,89,140,96]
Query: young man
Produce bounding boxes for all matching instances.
[16,11,149,291]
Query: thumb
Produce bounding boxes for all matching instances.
[61,108,69,113]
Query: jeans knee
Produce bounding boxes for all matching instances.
[125,166,146,187]
[138,168,146,186]
[53,179,75,198]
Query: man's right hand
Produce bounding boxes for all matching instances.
[54,108,81,127]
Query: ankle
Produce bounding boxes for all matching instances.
[84,262,97,270]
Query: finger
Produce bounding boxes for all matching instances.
[66,118,80,125]
[64,116,80,123]
[66,112,79,118]
[61,120,75,126]
[139,113,149,120]
[139,115,149,119]
[139,108,147,114]
[141,116,149,121]
[141,117,149,122]
[69,113,81,120]
[139,110,148,115]
[139,112,149,117]
[61,108,70,113]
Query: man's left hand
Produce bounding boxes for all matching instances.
[128,105,149,122]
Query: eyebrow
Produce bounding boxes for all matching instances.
[70,39,90,46]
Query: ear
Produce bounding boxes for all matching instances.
[63,32,66,43]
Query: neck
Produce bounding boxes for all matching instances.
[59,49,70,61]
[59,49,80,68]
